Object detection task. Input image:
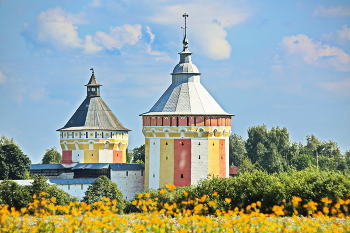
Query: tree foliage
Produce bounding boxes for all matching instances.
[83,176,126,213]
[131,144,145,164]
[0,136,31,180]
[230,126,348,174]
[41,147,62,164]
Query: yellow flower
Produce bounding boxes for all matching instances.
[225,198,231,203]
[183,191,188,196]
[138,194,143,198]
[159,189,167,194]
[212,192,218,197]
[145,193,151,198]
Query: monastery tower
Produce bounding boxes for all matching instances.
[57,69,130,164]
[140,14,234,190]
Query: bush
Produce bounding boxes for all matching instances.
[83,176,126,213]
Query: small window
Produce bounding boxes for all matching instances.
[181,174,184,178]
[153,173,155,177]
[68,185,70,190]
[92,154,93,156]
[95,132,97,138]
[86,132,88,138]
[141,170,144,176]
[102,132,104,138]
[181,142,184,145]
[126,171,128,176]
[199,155,201,159]
[81,184,83,190]
[198,142,201,145]
[166,142,168,145]
[166,157,168,160]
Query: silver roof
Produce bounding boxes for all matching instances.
[109,163,144,171]
[50,178,96,185]
[30,164,67,170]
[58,96,130,131]
[72,163,110,170]
[141,35,233,116]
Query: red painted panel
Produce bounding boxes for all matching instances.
[226,117,231,126]
[174,139,191,187]
[189,117,195,126]
[157,117,163,126]
[211,117,218,126]
[62,151,72,164]
[113,150,123,163]
[142,117,147,126]
[163,117,170,126]
[219,139,226,178]
[196,117,204,126]
[151,117,157,126]
[178,117,187,126]
[205,117,211,126]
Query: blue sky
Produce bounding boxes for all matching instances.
[0,0,349,164]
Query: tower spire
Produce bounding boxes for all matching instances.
[182,13,189,48]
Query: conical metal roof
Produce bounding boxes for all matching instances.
[58,97,130,131]
[58,70,130,131]
[140,21,233,117]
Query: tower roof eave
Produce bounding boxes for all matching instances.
[140,112,234,116]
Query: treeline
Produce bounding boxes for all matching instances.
[230,125,350,173]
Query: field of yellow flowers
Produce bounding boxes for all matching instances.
[1,184,350,232]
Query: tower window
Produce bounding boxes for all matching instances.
[102,132,104,138]
[81,184,83,190]
[166,142,168,145]
[126,171,128,176]
[181,174,184,178]
[194,117,196,126]
[198,142,201,145]
[213,143,215,146]
[72,133,74,138]
[181,142,184,146]
[166,157,168,160]
[153,173,155,178]
[187,117,189,126]
[204,117,206,126]
[95,132,97,138]
[86,132,88,138]
[176,117,179,127]
[199,155,201,159]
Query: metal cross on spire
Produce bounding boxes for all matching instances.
[181,13,189,47]
[90,68,94,75]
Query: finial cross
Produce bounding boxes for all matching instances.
[182,13,189,46]
[90,68,94,75]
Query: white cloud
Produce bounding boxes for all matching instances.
[322,25,350,44]
[279,34,350,71]
[313,5,350,17]
[151,1,250,60]
[319,78,350,99]
[89,0,101,7]
[0,70,7,84]
[37,7,86,50]
[93,24,142,50]
[144,26,173,61]
[84,35,104,53]
[30,88,49,101]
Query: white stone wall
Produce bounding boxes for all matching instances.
[191,138,208,185]
[99,150,113,163]
[148,138,160,190]
[72,150,85,163]
[110,170,144,200]
[55,184,90,200]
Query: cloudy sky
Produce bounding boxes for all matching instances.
[0,0,349,163]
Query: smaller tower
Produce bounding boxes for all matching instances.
[57,69,130,164]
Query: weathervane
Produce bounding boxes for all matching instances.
[181,13,189,46]
[90,68,94,75]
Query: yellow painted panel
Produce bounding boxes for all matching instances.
[185,132,198,137]
[67,144,75,150]
[84,150,99,163]
[122,150,126,163]
[208,139,220,177]
[169,132,180,137]
[155,132,165,137]
[159,139,174,187]
[60,144,65,150]
[144,139,150,190]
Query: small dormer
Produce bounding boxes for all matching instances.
[85,68,102,97]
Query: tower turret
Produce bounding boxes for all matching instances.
[58,69,130,164]
[140,14,234,190]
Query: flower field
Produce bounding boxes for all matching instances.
[1,185,350,233]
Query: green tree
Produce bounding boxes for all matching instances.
[131,144,145,164]
[291,154,315,171]
[41,147,62,164]
[0,136,31,180]
[245,125,268,165]
[229,134,246,167]
[83,176,125,213]
[30,175,77,205]
[318,156,337,171]
[0,180,31,210]
[126,148,132,163]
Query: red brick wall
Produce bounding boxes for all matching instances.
[62,150,72,164]
[174,139,191,187]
